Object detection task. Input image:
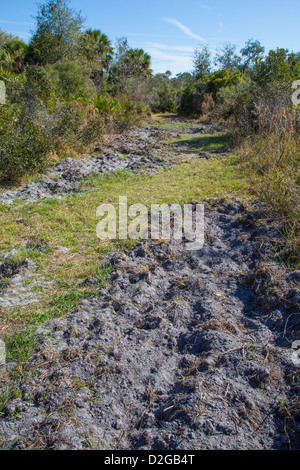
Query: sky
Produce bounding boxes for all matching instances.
[1,0,300,75]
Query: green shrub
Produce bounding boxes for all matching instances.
[207,69,244,101]
[155,87,177,113]
[95,94,149,132]
[179,79,208,116]
[95,95,125,116]
[178,70,244,117]
[77,114,105,147]
[213,79,296,139]
[117,97,150,131]
[0,106,51,181]
[213,79,257,137]
[44,61,96,102]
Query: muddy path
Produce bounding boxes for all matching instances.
[0,120,221,205]
[0,118,299,450]
[0,202,299,450]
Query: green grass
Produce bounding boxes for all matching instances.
[0,156,252,334]
[4,328,37,366]
[0,158,249,249]
[150,113,196,129]
[0,113,257,358]
[2,250,28,268]
[96,263,114,289]
[168,133,232,153]
[0,327,40,417]
[153,122,190,130]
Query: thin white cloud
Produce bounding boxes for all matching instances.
[138,42,193,75]
[217,21,224,33]
[147,47,193,75]
[199,3,211,9]
[147,42,195,53]
[124,33,182,39]
[163,18,206,42]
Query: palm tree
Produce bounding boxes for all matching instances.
[123,48,152,78]
[0,38,27,73]
[81,29,113,86]
[5,39,27,73]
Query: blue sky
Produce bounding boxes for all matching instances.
[1,0,300,75]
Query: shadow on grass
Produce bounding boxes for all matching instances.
[156,113,181,120]
[169,133,233,153]
[153,113,193,124]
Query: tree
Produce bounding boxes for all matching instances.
[254,48,300,85]
[80,29,113,87]
[122,48,152,78]
[2,38,28,73]
[109,38,152,97]
[113,37,130,63]
[148,72,177,112]
[0,29,13,47]
[45,61,93,101]
[172,72,193,89]
[26,0,84,65]
[240,38,265,70]
[81,29,112,69]
[215,43,241,71]
[207,69,244,100]
[179,79,208,116]
[193,45,211,79]
[0,30,27,73]
[111,38,151,79]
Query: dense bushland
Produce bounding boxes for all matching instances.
[175,40,300,254]
[0,0,151,181]
[0,0,299,253]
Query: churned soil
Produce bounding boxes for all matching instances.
[0,200,299,450]
[0,123,213,205]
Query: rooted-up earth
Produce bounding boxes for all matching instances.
[0,116,299,450]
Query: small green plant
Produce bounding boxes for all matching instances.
[0,385,22,416]
[0,276,10,290]
[96,263,113,288]
[5,327,37,367]
[2,250,27,268]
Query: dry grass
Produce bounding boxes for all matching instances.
[237,105,300,263]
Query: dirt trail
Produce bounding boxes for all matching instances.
[0,120,218,205]
[0,119,299,450]
[0,201,299,450]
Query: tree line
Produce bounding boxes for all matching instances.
[0,0,299,181]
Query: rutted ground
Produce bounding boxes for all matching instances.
[0,117,299,450]
[0,120,223,206]
[0,201,299,450]
[0,118,232,313]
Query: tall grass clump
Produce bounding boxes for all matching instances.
[237,104,300,260]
